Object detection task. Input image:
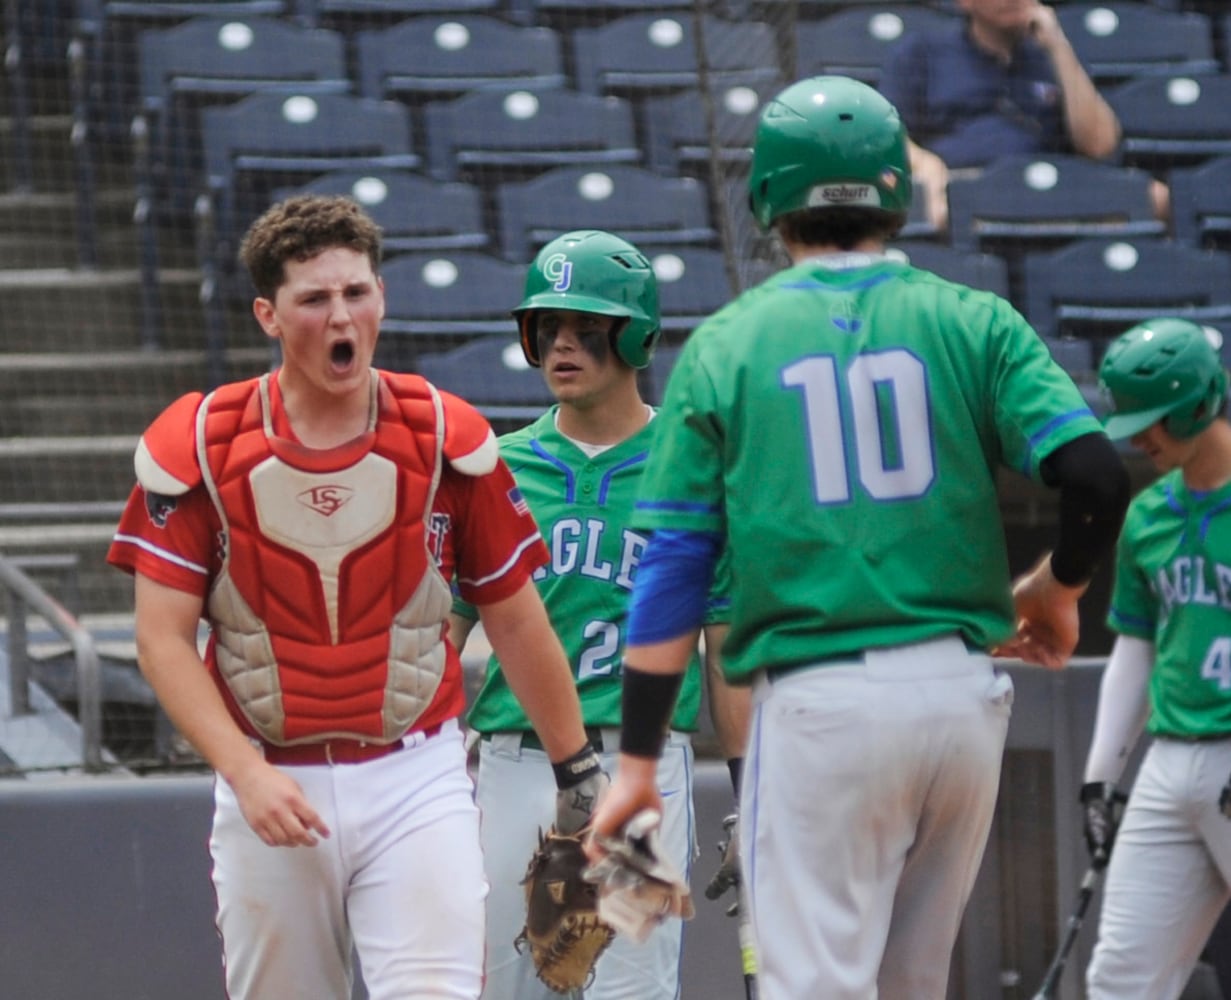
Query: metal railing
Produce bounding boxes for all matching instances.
[1,551,104,772]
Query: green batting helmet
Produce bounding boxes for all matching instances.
[748,75,912,231]
[513,230,661,370]
[1098,317,1228,440]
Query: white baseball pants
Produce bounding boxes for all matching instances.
[1087,737,1231,999]
[741,635,1011,1000]
[211,719,487,1000]
[476,728,695,1000]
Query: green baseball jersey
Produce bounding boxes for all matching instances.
[461,408,730,733]
[1107,472,1231,738]
[633,253,1105,682]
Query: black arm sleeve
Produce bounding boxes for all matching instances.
[1038,432,1132,586]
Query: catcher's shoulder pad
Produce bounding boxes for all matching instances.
[134,391,206,496]
[439,389,498,477]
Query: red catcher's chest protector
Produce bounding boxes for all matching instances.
[134,370,497,745]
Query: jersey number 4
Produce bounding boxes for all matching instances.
[1201,637,1231,691]
[783,350,935,504]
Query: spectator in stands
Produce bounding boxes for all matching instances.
[879,0,1145,232]
[105,194,602,1000]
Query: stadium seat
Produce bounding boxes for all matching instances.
[130,15,349,351]
[496,164,716,262]
[1169,156,1231,252]
[71,0,293,138]
[415,335,554,425]
[1022,237,1231,343]
[1055,2,1218,85]
[377,251,527,346]
[793,4,959,85]
[642,77,781,176]
[421,87,641,182]
[897,180,943,243]
[739,0,944,7]
[195,90,419,380]
[5,3,74,193]
[297,0,505,34]
[644,343,682,406]
[66,0,292,267]
[885,241,1011,301]
[1106,73,1231,172]
[947,155,1164,256]
[570,13,779,103]
[1041,337,1096,378]
[524,0,694,30]
[198,90,418,260]
[353,15,566,107]
[649,246,738,337]
[136,16,349,216]
[274,169,490,253]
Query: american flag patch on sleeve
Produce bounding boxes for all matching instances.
[507,486,530,516]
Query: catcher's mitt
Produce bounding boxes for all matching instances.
[515,826,615,994]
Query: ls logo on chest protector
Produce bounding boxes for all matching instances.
[297,484,353,517]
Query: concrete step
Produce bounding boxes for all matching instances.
[0,521,129,616]
[0,103,139,181]
[0,109,202,270]
[0,434,137,504]
[0,112,81,195]
[0,344,267,617]
[0,347,271,433]
[0,186,153,270]
[1,391,187,437]
[0,267,211,352]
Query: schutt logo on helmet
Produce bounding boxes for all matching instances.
[808,184,880,208]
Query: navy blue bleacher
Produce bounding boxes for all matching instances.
[496,164,716,262]
[793,4,958,85]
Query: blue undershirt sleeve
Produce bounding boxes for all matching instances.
[627,528,723,645]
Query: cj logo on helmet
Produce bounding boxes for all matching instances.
[543,253,574,292]
[297,485,353,517]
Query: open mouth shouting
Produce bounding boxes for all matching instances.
[330,339,356,375]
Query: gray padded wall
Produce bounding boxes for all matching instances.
[2,662,1222,1000]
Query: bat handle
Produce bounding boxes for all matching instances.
[1031,866,1102,1000]
[737,884,759,1000]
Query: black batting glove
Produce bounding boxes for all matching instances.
[704,812,742,916]
[552,741,608,836]
[1220,771,1231,820]
[1080,781,1127,870]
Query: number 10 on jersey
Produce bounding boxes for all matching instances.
[782,350,935,505]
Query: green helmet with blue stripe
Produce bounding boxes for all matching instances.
[514,230,661,370]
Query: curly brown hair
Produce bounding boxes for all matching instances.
[239,194,383,300]
[774,206,906,251]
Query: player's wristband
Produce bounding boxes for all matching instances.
[620,666,683,759]
[727,756,744,797]
[551,741,602,791]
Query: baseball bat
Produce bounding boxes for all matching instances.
[735,879,759,1000]
[1031,865,1102,1000]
